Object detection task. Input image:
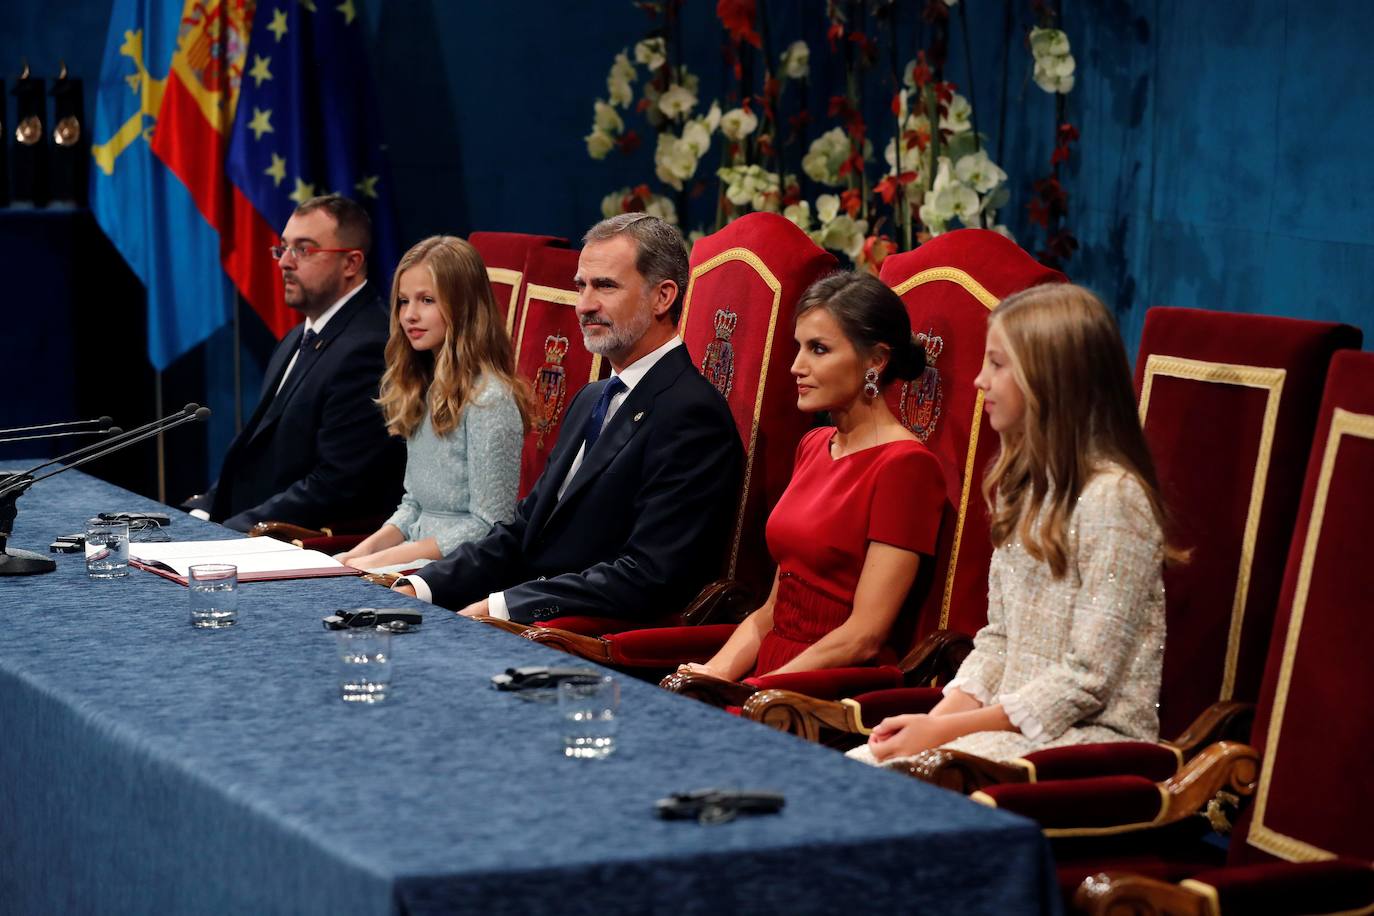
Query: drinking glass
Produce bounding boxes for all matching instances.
[85,517,129,578]
[559,675,618,759]
[188,563,238,628]
[335,628,392,703]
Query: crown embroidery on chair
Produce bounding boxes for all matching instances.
[900,330,944,443]
[701,308,739,399]
[533,334,570,448]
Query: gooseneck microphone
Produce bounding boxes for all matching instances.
[0,416,114,436]
[0,405,211,575]
[0,426,123,445]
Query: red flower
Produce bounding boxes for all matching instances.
[1057,122,1080,145]
[757,133,775,157]
[632,184,652,201]
[617,131,642,155]
[827,21,844,52]
[874,175,898,204]
[717,0,762,48]
[910,51,932,88]
[1027,198,1050,228]
[840,187,863,217]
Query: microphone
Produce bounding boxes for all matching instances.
[0,426,123,445]
[0,416,113,436]
[0,406,211,576]
[7,404,200,482]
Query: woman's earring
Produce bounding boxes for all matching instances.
[863,367,880,399]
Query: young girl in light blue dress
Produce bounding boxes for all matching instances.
[339,237,528,572]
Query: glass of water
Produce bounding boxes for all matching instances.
[335,628,392,703]
[559,675,618,759]
[188,563,238,628]
[85,517,129,578]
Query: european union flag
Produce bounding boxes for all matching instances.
[90,0,234,371]
[225,0,399,291]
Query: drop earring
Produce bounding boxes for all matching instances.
[863,367,880,399]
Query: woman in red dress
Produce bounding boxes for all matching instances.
[679,272,946,680]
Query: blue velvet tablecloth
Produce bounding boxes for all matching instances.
[0,469,1060,915]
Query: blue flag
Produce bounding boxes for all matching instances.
[226,0,399,291]
[89,0,234,371]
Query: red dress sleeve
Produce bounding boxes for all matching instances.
[866,445,946,556]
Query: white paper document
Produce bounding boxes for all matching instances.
[130,538,347,580]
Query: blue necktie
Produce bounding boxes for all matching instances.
[581,377,626,451]
[299,328,319,351]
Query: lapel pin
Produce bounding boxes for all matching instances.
[633,411,645,422]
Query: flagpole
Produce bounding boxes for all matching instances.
[154,370,166,502]
[234,295,244,433]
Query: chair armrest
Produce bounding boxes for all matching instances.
[1169,701,1256,758]
[521,627,613,663]
[303,534,367,554]
[882,749,1033,795]
[973,740,1260,835]
[1075,860,1374,916]
[679,578,758,626]
[475,616,532,637]
[1073,871,1216,915]
[740,690,870,743]
[897,628,975,685]
[658,671,759,709]
[1021,741,1184,782]
[249,521,331,542]
[743,666,905,702]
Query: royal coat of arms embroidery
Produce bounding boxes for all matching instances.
[700,308,739,399]
[900,331,945,443]
[533,334,570,448]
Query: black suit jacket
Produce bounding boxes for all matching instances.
[188,281,404,531]
[418,343,743,624]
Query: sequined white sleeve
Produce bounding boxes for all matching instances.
[945,552,1007,707]
[997,473,1164,741]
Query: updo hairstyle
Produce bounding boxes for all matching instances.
[794,271,926,384]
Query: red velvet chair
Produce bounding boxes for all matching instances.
[509,245,607,500]
[745,306,1361,759]
[507,213,835,645]
[969,350,1374,914]
[536,230,1065,705]
[467,231,568,337]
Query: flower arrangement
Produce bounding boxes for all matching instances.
[585,0,1074,272]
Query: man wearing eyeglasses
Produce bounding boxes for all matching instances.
[184,194,403,532]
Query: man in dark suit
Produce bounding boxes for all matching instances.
[185,195,403,532]
[394,214,743,624]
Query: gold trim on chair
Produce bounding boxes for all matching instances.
[487,267,524,335]
[1138,355,1286,701]
[680,247,782,579]
[1177,880,1223,916]
[889,267,998,629]
[1248,408,1374,863]
[516,283,602,383]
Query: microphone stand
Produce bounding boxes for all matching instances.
[0,416,113,436]
[0,426,122,445]
[0,407,210,576]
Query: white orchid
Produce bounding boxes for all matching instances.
[607,52,636,108]
[780,40,810,80]
[783,200,812,231]
[680,117,714,157]
[657,83,698,120]
[717,164,780,212]
[802,127,851,186]
[954,149,1006,194]
[941,93,972,134]
[883,112,930,176]
[704,101,722,133]
[593,100,624,134]
[816,214,868,260]
[586,129,615,160]
[654,132,699,190]
[719,107,758,141]
[643,194,679,225]
[815,193,841,225]
[634,37,666,71]
[600,187,680,225]
[600,190,625,219]
[1029,27,1076,95]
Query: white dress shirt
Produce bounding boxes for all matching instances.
[402,335,684,615]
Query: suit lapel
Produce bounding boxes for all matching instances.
[543,346,689,528]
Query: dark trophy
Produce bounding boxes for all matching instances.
[50,62,86,207]
[10,61,48,207]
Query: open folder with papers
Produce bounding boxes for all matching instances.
[129,538,360,585]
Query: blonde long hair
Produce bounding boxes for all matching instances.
[376,236,531,439]
[982,283,1179,577]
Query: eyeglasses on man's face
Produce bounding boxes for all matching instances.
[269,245,362,261]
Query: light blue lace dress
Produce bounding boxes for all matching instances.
[384,376,523,563]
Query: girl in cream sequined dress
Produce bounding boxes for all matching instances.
[851,283,1173,766]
